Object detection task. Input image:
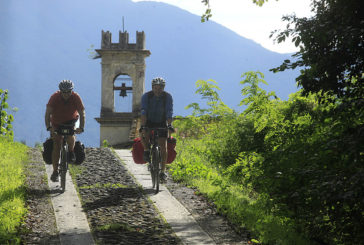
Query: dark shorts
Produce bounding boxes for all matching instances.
[55,119,77,128]
[146,121,168,138]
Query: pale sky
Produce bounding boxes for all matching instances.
[132,0,313,53]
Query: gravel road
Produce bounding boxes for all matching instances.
[20,147,250,244]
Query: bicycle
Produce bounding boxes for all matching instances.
[55,125,75,192]
[147,127,166,194]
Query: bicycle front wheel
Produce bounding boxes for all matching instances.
[60,147,67,192]
[151,146,161,193]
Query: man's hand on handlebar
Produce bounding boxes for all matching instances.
[48,126,83,135]
[167,124,175,133]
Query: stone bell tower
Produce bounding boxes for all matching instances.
[95,30,151,147]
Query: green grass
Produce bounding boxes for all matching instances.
[169,138,309,245]
[0,137,28,244]
[68,164,85,178]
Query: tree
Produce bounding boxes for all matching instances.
[201,0,363,101]
[271,0,364,101]
[201,0,272,22]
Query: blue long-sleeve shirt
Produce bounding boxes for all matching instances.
[141,91,173,123]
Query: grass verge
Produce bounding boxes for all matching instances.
[169,138,309,245]
[0,137,28,244]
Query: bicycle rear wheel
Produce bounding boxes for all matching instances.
[151,146,161,193]
[151,165,156,189]
[60,146,67,192]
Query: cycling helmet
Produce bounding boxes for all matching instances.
[152,77,166,87]
[58,80,74,92]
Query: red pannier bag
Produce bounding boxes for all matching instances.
[132,137,146,164]
[167,137,177,164]
[132,137,177,164]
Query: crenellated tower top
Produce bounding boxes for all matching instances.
[101,30,146,50]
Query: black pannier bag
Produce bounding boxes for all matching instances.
[42,138,53,165]
[74,141,86,165]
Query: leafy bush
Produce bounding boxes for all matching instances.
[0,89,14,139]
[171,72,364,244]
[171,122,308,245]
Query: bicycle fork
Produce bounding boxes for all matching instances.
[151,145,161,193]
[59,142,68,192]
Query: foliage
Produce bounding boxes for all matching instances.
[251,0,274,6]
[69,164,85,179]
[200,0,273,22]
[0,137,28,243]
[169,137,308,244]
[87,44,98,59]
[171,72,364,244]
[271,0,364,102]
[34,142,43,149]
[175,79,234,139]
[0,89,14,139]
[200,0,212,22]
[102,139,110,148]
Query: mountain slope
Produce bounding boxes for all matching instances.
[0,0,299,146]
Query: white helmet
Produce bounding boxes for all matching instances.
[152,77,166,86]
[58,80,74,92]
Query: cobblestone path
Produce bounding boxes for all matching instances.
[21,147,249,244]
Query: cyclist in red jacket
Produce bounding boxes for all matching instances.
[45,80,85,182]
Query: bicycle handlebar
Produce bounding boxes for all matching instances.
[140,126,174,132]
[55,127,75,136]
[148,127,169,130]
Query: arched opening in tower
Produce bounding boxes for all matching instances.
[113,74,132,112]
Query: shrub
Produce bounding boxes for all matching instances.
[171,72,364,244]
[0,89,14,139]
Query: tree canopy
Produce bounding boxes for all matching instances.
[196,1,364,243]
[271,0,364,101]
[202,0,364,102]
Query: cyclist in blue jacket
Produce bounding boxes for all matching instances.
[140,77,174,182]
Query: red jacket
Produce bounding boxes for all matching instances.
[47,91,84,127]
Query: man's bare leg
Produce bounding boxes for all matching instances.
[51,134,62,181]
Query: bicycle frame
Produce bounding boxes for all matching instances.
[56,126,75,192]
[148,128,166,194]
